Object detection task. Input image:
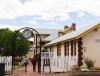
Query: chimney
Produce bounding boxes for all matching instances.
[58,30,64,37]
[72,23,76,31]
[64,25,69,30]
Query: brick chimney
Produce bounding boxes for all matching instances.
[72,23,76,31]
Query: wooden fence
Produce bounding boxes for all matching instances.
[0,56,12,74]
[41,56,78,73]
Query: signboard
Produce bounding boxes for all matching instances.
[95,39,100,43]
[41,52,52,73]
[41,52,53,59]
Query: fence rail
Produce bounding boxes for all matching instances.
[0,56,12,74]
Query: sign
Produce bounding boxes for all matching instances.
[95,39,100,43]
[41,52,53,59]
[41,52,52,73]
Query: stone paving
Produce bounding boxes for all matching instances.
[7,64,70,76]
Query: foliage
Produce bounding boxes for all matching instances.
[84,57,95,70]
[0,28,30,56]
[71,65,80,71]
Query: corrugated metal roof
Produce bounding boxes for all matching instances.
[34,28,59,34]
[43,32,58,41]
[45,23,100,46]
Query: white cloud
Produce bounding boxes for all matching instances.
[0,0,100,20]
[78,11,86,17]
[28,19,37,24]
[0,24,37,31]
[48,21,57,25]
[0,0,25,19]
[0,25,22,31]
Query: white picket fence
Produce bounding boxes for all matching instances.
[0,56,12,74]
[41,56,78,73]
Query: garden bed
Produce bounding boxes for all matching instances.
[70,71,100,76]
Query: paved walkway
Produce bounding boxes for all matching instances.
[7,64,70,76]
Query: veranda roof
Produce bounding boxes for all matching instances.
[45,23,100,46]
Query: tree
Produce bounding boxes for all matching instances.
[0,28,30,56]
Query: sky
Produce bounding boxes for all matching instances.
[0,0,100,30]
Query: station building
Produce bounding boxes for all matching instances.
[44,23,100,72]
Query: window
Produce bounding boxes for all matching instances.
[71,40,76,56]
[64,42,66,56]
[45,47,47,50]
[50,46,53,52]
[73,41,76,56]
[64,42,69,56]
[57,44,61,56]
[71,40,73,56]
[68,42,69,56]
[50,46,51,52]
[51,46,53,52]
[41,42,45,45]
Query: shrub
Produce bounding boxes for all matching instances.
[84,57,95,70]
[71,65,80,71]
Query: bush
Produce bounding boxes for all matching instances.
[84,57,95,70]
[71,65,80,71]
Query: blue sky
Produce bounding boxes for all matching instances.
[0,0,100,29]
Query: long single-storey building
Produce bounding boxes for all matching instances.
[44,23,100,72]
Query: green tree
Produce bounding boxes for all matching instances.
[0,28,30,56]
